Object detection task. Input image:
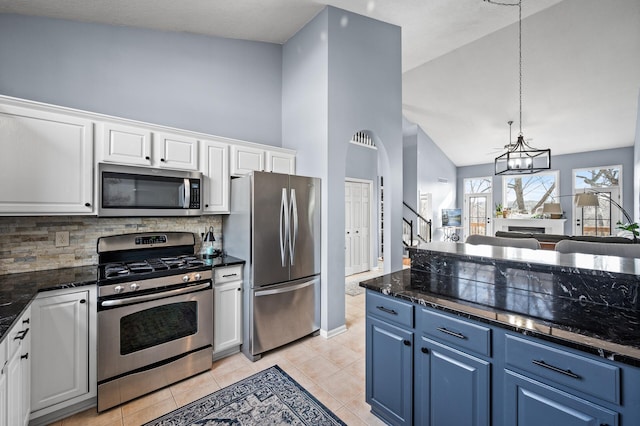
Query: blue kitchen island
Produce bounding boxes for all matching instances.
[360,242,640,426]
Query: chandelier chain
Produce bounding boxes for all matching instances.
[518,0,522,135]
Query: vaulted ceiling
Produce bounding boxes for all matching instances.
[1,0,638,166]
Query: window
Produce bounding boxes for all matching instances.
[573,166,622,236]
[502,171,558,215]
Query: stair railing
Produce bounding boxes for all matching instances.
[403,202,432,243]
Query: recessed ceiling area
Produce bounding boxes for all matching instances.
[0,0,638,167]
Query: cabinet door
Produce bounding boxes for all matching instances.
[366,316,413,426]
[504,370,618,426]
[31,291,89,411]
[230,145,264,176]
[266,150,295,174]
[101,122,152,166]
[0,105,94,214]
[214,280,242,353]
[6,309,30,426]
[155,132,199,171]
[200,140,230,213]
[416,336,490,426]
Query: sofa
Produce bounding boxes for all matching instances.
[494,231,634,245]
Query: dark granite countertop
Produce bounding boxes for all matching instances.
[361,244,640,367]
[0,255,245,346]
[208,255,245,268]
[0,265,98,346]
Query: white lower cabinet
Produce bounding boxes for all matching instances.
[213,265,243,357]
[0,337,6,426]
[6,308,31,426]
[30,287,96,423]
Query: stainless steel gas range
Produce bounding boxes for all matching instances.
[96,232,213,412]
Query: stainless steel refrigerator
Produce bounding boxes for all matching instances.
[223,171,321,361]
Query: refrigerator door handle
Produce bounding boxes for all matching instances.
[279,188,289,267]
[289,189,298,265]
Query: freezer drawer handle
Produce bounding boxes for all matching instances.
[255,280,314,297]
[222,273,238,278]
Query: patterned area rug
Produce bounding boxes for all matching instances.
[144,365,346,426]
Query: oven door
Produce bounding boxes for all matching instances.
[97,283,213,382]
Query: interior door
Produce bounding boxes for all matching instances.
[464,194,491,238]
[289,175,321,281]
[345,180,371,276]
[252,171,291,287]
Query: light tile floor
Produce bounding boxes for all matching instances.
[52,277,385,426]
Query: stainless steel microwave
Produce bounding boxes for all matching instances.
[98,163,202,217]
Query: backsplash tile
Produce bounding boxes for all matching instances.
[0,216,223,275]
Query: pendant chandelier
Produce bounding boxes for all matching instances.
[487,0,551,175]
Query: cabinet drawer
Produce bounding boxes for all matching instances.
[214,265,243,284]
[419,308,491,357]
[7,308,30,358]
[366,291,413,328]
[505,334,620,405]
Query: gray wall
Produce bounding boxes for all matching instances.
[283,7,402,335]
[0,13,282,146]
[404,120,457,241]
[457,147,635,235]
[635,91,640,222]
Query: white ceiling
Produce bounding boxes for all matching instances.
[1,0,638,167]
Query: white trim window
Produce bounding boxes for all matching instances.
[502,171,559,216]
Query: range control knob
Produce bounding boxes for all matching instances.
[114,285,124,294]
[130,283,140,291]
[194,273,202,280]
[182,275,190,283]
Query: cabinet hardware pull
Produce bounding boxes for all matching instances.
[85,202,91,207]
[376,306,397,315]
[21,353,29,360]
[145,156,150,160]
[403,340,411,346]
[205,204,209,208]
[421,347,429,354]
[160,158,166,162]
[237,288,241,291]
[437,327,466,340]
[532,359,581,379]
[222,273,238,277]
[80,299,86,304]
[22,318,29,324]
[14,329,29,340]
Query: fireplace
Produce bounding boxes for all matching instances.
[508,226,546,234]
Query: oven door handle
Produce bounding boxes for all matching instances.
[100,282,211,307]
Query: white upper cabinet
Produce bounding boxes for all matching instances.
[154,132,199,171]
[230,145,265,176]
[101,122,152,166]
[266,150,296,175]
[0,103,94,215]
[101,124,198,171]
[200,139,230,214]
[231,145,296,176]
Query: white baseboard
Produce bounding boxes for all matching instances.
[320,324,348,339]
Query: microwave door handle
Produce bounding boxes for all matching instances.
[183,179,190,208]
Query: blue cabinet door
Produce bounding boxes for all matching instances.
[415,336,490,426]
[504,370,618,426]
[366,315,413,426]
